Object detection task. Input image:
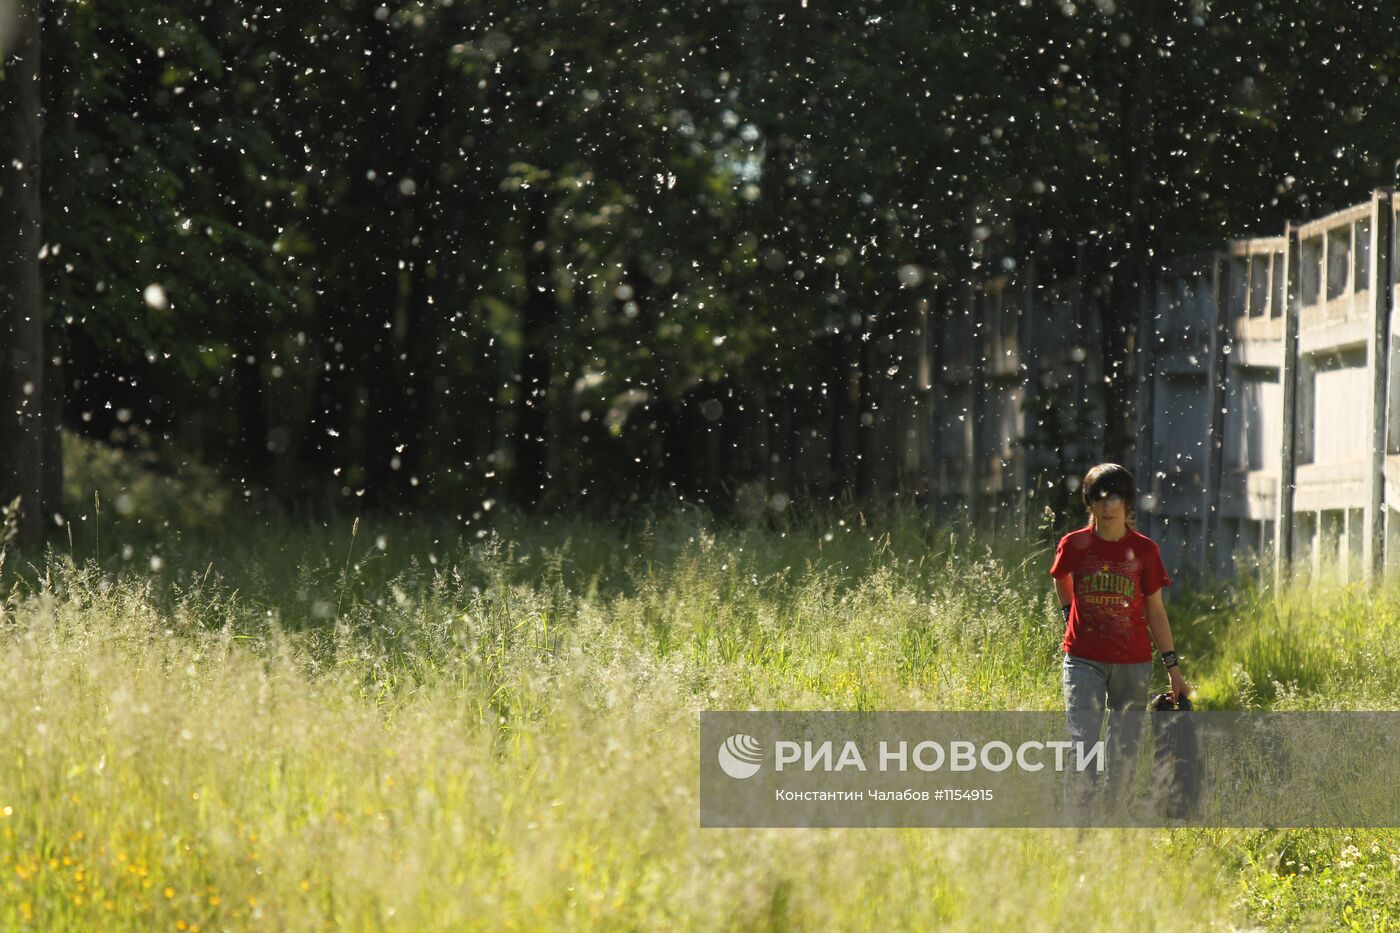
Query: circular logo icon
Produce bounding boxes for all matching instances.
[718,733,763,779]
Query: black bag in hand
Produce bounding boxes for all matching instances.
[1151,692,1202,820]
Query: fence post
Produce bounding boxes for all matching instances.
[1387,197,1400,584]
[1275,223,1302,589]
[1203,252,1231,576]
[927,288,947,521]
[917,294,936,515]
[963,282,982,529]
[1018,262,1039,539]
[1367,190,1395,581]
[1133,268,1158,541]
[1070,243,1089,489]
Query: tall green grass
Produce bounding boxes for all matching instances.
[0,436,1393,930]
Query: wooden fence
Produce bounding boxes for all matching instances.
[671,190,1398,585]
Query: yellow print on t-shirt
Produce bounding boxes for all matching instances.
[1079,568,1135,606]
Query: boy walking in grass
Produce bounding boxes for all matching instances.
[1049,463,1191,811]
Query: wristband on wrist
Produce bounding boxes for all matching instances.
[1160,650,1180,669]
[1060,604,1072,623]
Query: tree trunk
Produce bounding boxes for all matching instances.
[855,310,877,501]
[0,0,44,547]
[1100,0,1158,466]
[232,342,270,489]
[513,187,554,509]
[40,321,62,521]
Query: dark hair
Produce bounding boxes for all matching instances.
[1082,462,1136,529]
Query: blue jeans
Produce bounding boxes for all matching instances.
[1062,654,1153,809]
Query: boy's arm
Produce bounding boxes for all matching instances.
[1145,589,1174,652]
[1054,574,1073,608]
[1146,589,1192,700]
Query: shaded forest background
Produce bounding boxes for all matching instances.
[2,0,1399,546]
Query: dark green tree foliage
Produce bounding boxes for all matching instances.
[0,0,46,546]
[14,0,1400,523]
[42,4,290,483]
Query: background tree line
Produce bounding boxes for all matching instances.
[2,0,1397,546]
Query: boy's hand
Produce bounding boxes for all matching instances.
[1168,667,1191,705]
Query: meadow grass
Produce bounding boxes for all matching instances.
[0,438,1395,930]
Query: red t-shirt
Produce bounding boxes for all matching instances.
[1049,525,1171,664]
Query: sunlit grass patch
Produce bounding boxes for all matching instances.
[2,468,1400,927]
